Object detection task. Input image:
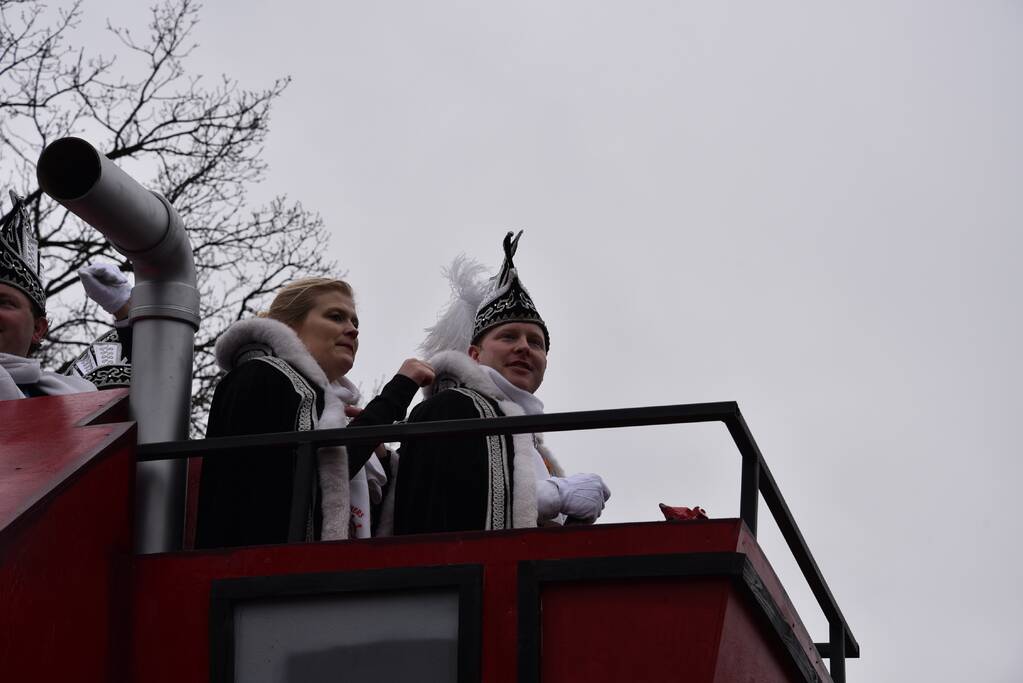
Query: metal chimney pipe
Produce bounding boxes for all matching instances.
[37,136,200,554]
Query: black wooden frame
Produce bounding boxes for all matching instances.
[208,564,483,683]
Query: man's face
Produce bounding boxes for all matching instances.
[0,283,46,357]
[469,322,548,394]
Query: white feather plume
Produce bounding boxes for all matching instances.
[420,255,492,357]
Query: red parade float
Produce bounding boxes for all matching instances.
[0,138,857,682]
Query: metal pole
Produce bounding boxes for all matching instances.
[739,450,759,536]
[829,620,846,683]
[38,137,200,554]
[725,411,760,536]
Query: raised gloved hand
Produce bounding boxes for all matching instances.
[540,473,611,523]
[397,358,436,387]
[79,262,132,317]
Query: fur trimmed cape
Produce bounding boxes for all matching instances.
[196,317,418,548]
[394,350,563,534]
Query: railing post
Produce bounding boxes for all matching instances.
[829,620,846,683]
[287,442,315,542]
[739,450,759,536]
[726,411,761,538]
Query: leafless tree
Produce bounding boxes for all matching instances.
[1,0,334,434]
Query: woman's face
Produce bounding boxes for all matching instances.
[292,290,359,382]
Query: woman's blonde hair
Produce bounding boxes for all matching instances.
[261,277,354,328]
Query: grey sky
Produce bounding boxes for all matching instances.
[78,2,1023,680]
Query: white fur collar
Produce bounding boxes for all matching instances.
[216,317,330,390]
[425,350,506,402]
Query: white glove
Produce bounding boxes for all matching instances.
[543,473,611,523]
[79,262,132,315]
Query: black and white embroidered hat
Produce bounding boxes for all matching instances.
[471,231,549,349]
[61,328,132,389]
[0,191,45,314]
[421,231,550,359]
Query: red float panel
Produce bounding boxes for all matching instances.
[0,389,130,531]
[540,577,730,682]
[0,393,834,683]
[0,391,135,683]
[713,588,800,683]
[131,520,830,683]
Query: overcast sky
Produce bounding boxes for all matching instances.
[77,2,1023,680]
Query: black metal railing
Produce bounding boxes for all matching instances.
[137,400,858,681]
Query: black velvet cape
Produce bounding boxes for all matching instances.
[393,388,516,535]
[195,359,418,549]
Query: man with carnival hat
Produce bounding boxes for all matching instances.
[0,191,95,399]
[393,232,610,534]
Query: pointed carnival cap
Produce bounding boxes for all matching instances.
[472,231,549,348]
[0,190,45,314]
[421,231,549,358]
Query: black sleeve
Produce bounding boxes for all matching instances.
[344,374,420,477]
[393,390,497,535]
[116,322,132,359]
[195,360,322,549]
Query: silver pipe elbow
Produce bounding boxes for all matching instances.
[38,136,201,553]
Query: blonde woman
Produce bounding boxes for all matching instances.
[195,277,434,548]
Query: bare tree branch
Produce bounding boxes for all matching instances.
[2,0,334,436]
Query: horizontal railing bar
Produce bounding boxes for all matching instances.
[723,409,859,659]
[136,401,740,460]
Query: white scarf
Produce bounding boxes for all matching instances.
[481,365,545,415]
[0,352,96,400]
[316,379,385,541]
[481,366,564,523]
